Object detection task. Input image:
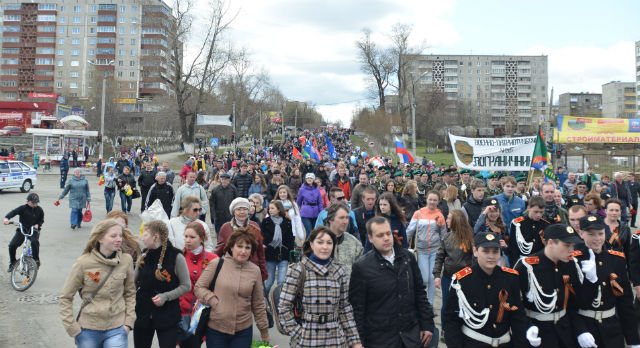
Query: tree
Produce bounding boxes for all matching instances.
[165,0,236,148]
[355,28,395,110]
[351,107,392,148]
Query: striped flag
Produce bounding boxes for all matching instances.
[395,137,414,163]
[368,156,385,168]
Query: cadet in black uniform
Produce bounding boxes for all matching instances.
[507,196,550,265]
[566,181,587,209]
[513,223,583,348]
[444,232,530,347]
[572,215,640,348]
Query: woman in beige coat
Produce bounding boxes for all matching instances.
[59,219,136,348]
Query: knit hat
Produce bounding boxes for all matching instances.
[186,159,193,166]
[229,197,251,214]
[305,173,315,180]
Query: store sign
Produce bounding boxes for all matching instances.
[0,112,23,120]
[29,93,57,99]
[554,115,640,143]
[113,98,137,104]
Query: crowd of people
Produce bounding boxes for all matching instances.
[3,126,634,348]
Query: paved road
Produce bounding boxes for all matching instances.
[0,172,446,347]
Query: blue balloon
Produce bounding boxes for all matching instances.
[361,151,368,158]
[350,155,357,164]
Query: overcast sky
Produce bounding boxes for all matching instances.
[187,0,639,125]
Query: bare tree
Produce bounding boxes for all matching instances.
[389,23,423,133]
[355,28,395,110]
[165,0,237,147]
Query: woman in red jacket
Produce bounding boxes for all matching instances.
[179,222,217,348]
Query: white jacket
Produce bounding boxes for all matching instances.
[165,216,215,252]
[288,205,305,241]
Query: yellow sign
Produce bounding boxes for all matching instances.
[113,98,137,104]
[554,115,640,143]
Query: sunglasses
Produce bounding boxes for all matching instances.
[192,208,202,212]
[335,196,346,201]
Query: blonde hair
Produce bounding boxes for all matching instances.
[83,219,124,254]
[445,186,459,202]
[139,220,171,282]
[179,196,201,216]
[105,210,141,259]
[402,180,418,197]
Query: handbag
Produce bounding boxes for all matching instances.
[132,188,141,199]
[82,204,92,222]
[76,266,116,321]
[192,257,224,337]
[177,253,211,341]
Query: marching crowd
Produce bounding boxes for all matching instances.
[7,127,640,348]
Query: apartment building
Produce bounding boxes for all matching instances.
[0,0,175,110]
[636,41,640,116]
[602,81,636,118]
[407,54,548,135]
[558,92,602,117]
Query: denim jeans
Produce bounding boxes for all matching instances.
[104,189,115,213]
[70,208,83,227]
[134,166,140,177]
[440,275,452,332]
[265,260,288,294]
[417,249,438,305]
[75,327,128,348]
[119,191,132,213]
[205,325,252,348]
[301,217,316,237]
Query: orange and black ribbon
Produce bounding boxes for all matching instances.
[496,289,518,323]
[393,230,404,246]
[563,275,576,309]
[609,227,621,248]
[610,273,624,296]
[88,271,100,283]
[161,269,172,282]
[539,230,546,245]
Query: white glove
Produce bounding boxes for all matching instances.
[631,345,640,348]
[461,183,467,191]
[580,249,598,283]
[526,326,541,347]
[577,332,597,348]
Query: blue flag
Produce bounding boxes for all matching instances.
[304,142,320,163]
[325,134,338,160]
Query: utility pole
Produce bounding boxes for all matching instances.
[99,70,106,160]
[294,105,298,132]
[232,103,236,152]
[259,107,263,149]
[281,103,285,144]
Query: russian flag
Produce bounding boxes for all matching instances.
[395,137,414,163]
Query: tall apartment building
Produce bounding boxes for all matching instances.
[636,41,640,116]
[602,81,636,118]
[408,54,548,135]
[0,0,175,110]
[558,92,602,117]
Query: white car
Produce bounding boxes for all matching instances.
[0,160,37,192]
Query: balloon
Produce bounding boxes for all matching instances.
[350,155,357,164]
[361,152,368,159]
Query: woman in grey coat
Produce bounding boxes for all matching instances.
[59,168,91,229]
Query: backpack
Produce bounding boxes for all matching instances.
[271,263,306,335]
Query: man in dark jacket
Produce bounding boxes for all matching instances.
[610,172,632,223]
[349,216,435,348]
[144,171,174,217]
[210,173,237,234]
[628,173,640,227]
[4,193,44,269]
[137,161,157,213]
[60,153,70,188]
[462,179,486,228]
[353,186,378,246]
[115,153,130,175]
[231,162,253,198]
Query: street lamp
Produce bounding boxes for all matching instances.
[410,70,430,158]
[87,59,115,160]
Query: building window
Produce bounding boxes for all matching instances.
[58,60,64,66]
[97,26,115,33]
[130,71,135,77]
[71,49,79,56]
[91,5,97,12]
[59,17,66,23]
[89,50,94,55]
[131,50,136,56]
[57,82,62,88]
[58,50,64,55]
[90,17,96,23]
[120,17,125,23]
[60,5,66,11]
[118,82,123,88]
[119,60,124,66]
[72,39,80,45]
[131,28,137,34]
[70,71,79,77]
[74,6,81,12]
[119,39,124,45]
[132,6,137,12]
[73,28,81,34]
[130,61,135,67]
[90,28,95,33]
[120,6,126,12]
[38,26,56,32]
[119,27,125,34]
[118,71,123,77]
[129,93,135,98]
[118,49,124,55]
[35,58,53,65]
[131,39,136,45]
[73,16,82,23]
[90,39,96,45]
[70,82,78,88]
[38,3,56,10]
[59,27,65,34]
[71,61,80,66]
[129,82,134,88]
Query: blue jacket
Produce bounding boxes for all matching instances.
[60,157,69,172]
[492,193,525,227]
[59,174,91,209]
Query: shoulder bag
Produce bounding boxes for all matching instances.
[76,266,116,321]
[193,257,224,337]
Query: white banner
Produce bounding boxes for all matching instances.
[196,114,232,126]
[449,133,536,171]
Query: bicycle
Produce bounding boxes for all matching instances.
[7,221,38,291]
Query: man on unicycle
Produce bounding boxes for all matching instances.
[4,193,44,271]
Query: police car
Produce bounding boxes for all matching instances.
[0,159,37,192]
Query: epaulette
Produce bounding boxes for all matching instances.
[513,216,525,223]
[572,250,583,257]
[524,256,539,265]
[501,267,519,275]
[455,267,472,280]
[608,250,625,259]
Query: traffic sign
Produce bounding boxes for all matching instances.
[368,141,375,148]
[210,138,219,146]
[363,137,368,142]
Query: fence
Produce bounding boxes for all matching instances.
[554,152,640,175]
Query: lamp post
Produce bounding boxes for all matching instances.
[87,59,114,160]
[410,70,429,158]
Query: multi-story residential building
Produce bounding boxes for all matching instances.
[0,0,175,110]
[407,54,548,135]
[558,92,602,117]
[636,41,640,116]
[602,81,636,118]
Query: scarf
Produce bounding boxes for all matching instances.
[281,200,292,211]
[191,245,203,255]
[181,215,196,224]
[309,253,331,265]
[231,218,247,230]
[543,201,559,222]
[269,216,284,248]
